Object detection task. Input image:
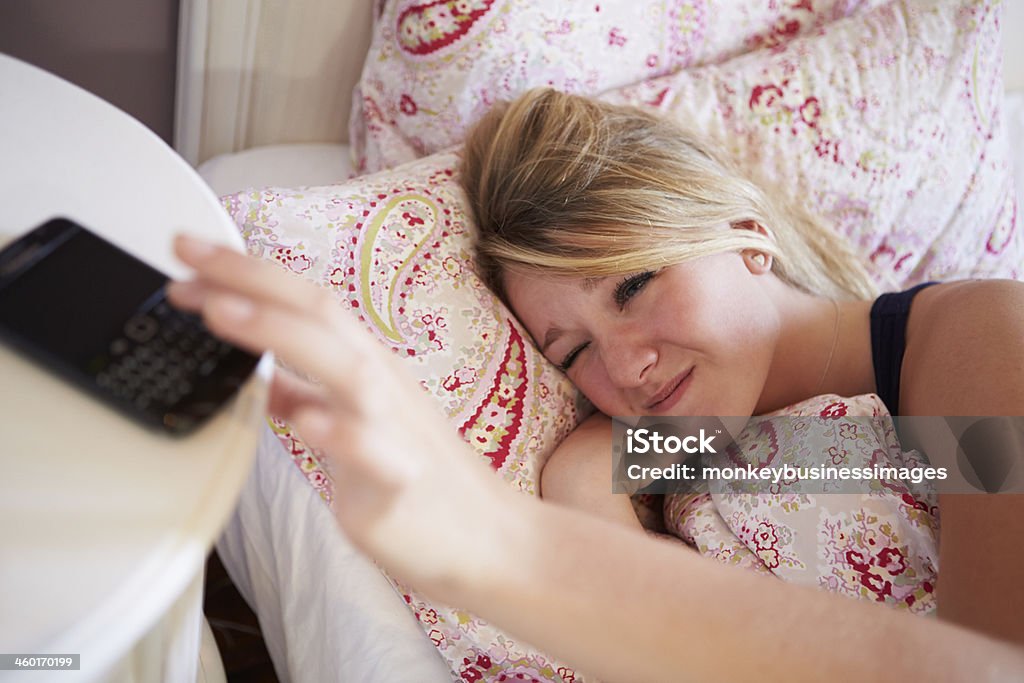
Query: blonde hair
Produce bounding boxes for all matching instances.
[460,88,875,301]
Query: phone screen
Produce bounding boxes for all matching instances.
[0,224,163,368]
[0,218,259,435]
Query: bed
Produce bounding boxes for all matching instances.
[175,1,1024,680]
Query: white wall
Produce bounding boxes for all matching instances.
[1005,2,1024,91]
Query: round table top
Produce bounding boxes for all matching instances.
[0,54,271,681]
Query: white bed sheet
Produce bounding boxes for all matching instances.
[216,426,452,682]
[202,95,1024,681]
[1005,92,1024,217]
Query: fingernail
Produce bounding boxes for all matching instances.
[175,234,217,262]
[212,294,254,322]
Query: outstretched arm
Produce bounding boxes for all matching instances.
[472,491,1024,682]
[540,412,647,531]
[170,236,1024,682]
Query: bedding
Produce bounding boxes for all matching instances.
[197,144,355,198]
[356,0,1019,291]
[664,394,939,612]
[201,0,1021,680]
[217,164,939,680]
[221,151,592,679]
[216,427,452,682]
[351,0,891,173]
[200,93,1024,202]
[602,0,1020,289]
[222,152,585,498]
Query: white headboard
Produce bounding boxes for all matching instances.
[173,0,374,167]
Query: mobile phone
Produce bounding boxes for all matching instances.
[0,217,260,435]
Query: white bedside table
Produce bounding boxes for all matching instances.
[0,54,272,682]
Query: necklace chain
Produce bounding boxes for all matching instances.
[815,299,841,395]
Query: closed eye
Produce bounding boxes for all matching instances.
[559,342,588,372]
[558,271,656,371]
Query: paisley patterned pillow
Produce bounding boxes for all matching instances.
[602,0,1020,287]
[223,153,584,500]
[351,0,888,173]
[223,153,593,682]
[665,394,940,615]
[354,0,1019,289]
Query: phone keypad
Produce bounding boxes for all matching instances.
[96,300,235,411]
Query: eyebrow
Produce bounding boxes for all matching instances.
[541,327,564,354]
[539,277,606,353]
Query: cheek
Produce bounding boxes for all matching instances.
[716,299,779,396]
[682,266,776,349]
[696,301,775,381]
[662,279,777,410]
[717,304,767,344]
[570,364,628,415]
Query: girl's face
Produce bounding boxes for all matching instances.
[504,251,780,417]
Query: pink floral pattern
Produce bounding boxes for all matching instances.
[223,154,587,681]
[355,0,1020,290]
[663,394,939,615]
[352,0,887,173]
[603,0,1020,287]
[665,491,774,574]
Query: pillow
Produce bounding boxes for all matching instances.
[222,153,592,681]
[601,0,1020,287]
[351,0,890,172]
[664,394,939,614]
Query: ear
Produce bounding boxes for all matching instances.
[742,249,773,274]
[731,220,771,239]
[732,221,774,274]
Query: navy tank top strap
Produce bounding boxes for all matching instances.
[869,281,938,415]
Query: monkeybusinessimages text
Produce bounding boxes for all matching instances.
[624,428,949,485]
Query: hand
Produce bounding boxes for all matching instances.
[167,234,521,599]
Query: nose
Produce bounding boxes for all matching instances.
[602,329,658,389]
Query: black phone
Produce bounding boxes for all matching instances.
[0,217,260,435]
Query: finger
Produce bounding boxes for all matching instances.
[169,279,340,418]
[165,279,208,312]
[168,280,334,417]
[289,405,335,448]
[291,406,407,490]
[174,234,381,358]
[201,291,377,416]
[268,368,330,420]
[174,234,332,320]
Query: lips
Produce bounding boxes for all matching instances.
[645,368,693,411]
